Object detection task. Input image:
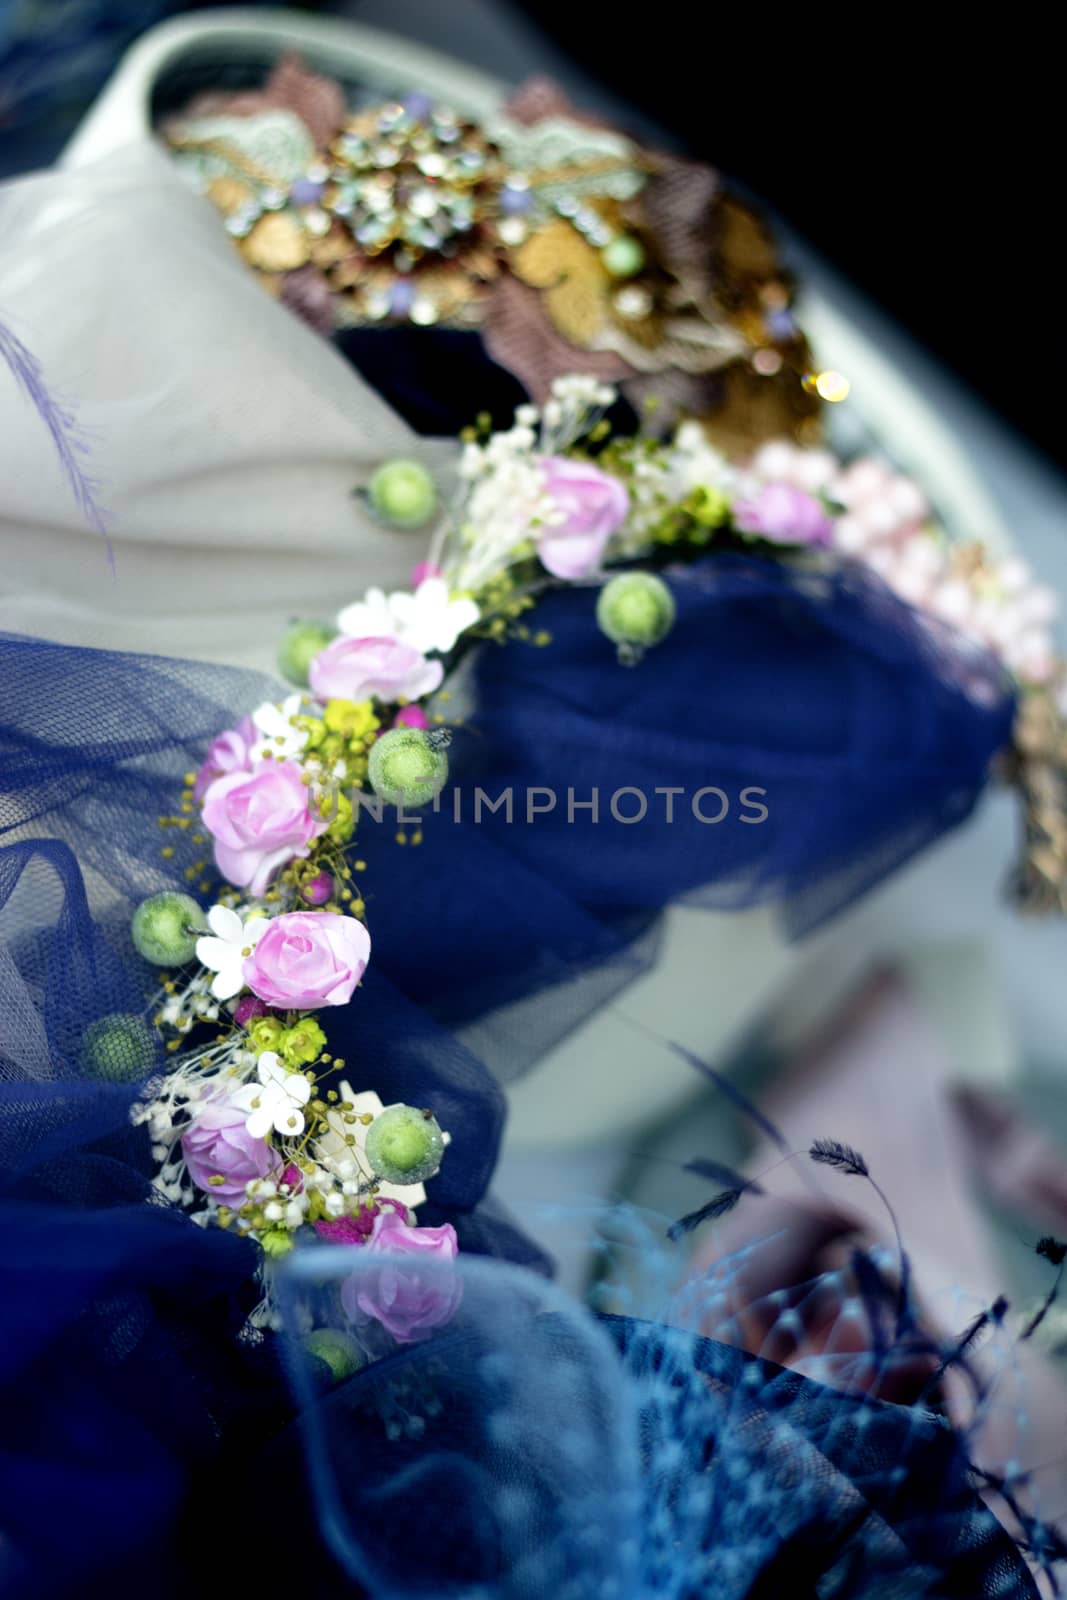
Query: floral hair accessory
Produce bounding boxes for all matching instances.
[123,359,1066,1325]
[130,662,456,1327]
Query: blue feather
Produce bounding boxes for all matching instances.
[1,314,112,567]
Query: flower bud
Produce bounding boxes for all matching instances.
[367,727,448,809]
[365,1104,445,1185]
[81,1013,158,1082]
[366,459,438,529]
[596,571,676,654]
[131,891,206,967]
[278,622,337,687]
[234,995,269,1028]
[301,870,334,905]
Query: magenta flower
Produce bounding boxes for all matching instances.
[243,910,370,1010]
[201,761,327,897]
[316,1213,377,1244]
[233,995,269,1028]
[308,635,443,704]
[193,715,255,801]
[181,1094,279,1206]
[732,482,834,547]
[393,704,430,730]
[537,456,630,579]
[340,1208,461,1344]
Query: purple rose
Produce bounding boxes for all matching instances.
[308,636,443,704]
[181,1094,278,1206]
[201,761,326,896]
[732,482,834,547]
[341,1208,461,1344]
[193,715,255,801]
[243,909,371,1010]
[537,457,630,579]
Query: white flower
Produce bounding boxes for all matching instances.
[196,905,269,1001]
[666,421,738,499]
[336,577,478,655]
[250,695,309,763]
[334,586,396,641]
[233,1052,312,1139]
[387,578,479,653]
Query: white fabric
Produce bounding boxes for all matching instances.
[0,142,448,668]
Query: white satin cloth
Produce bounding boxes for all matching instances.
[0,141,448,668]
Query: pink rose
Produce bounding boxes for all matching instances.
[193,715,255,801]
[181,1094,279,1206]
[341,1208,461,1344]
[201,761,327,896]
[733,482,834,547]
[243,909,370,1010]
[537,457,630,579]
[308,635,443,704]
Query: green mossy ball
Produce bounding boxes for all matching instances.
[365,1103,445,1186]
[596,572,676,649]
[368,728,448,809]
[81,1013,159,1082]
[131,891,207,967]
[304,1328,365,1384]
[367,459,438,530]
[278,621,337,687]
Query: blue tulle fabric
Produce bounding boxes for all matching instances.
[350,555,1016,1071]
[275,1243,1040,1598]
[0,587,1021,1595]
[0,633,528,1598]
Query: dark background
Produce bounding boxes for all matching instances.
[2,1,1059,468]
[508,9,1061,468]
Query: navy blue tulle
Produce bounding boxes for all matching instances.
[0,634,525,1598]
[353,555,1015,1071]
[0,626,1038,1598]
[275,1244,1041,1598]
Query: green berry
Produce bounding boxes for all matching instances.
[81,1013,158,1082]
[367,728,448,809]
[131,892,206,967]
[596,572,676,649]
[365,1104,445,1185]
[278,621,337,687]
[304,1328,364,1383]
[600,234,646,279]
[366,459,438,529]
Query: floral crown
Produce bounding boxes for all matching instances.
[53,370,1045,1341]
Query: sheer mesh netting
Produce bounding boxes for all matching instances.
[277,1211,1054,1599]
[0,619,1035,1598]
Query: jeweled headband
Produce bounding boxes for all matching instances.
[163,58,818,450]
